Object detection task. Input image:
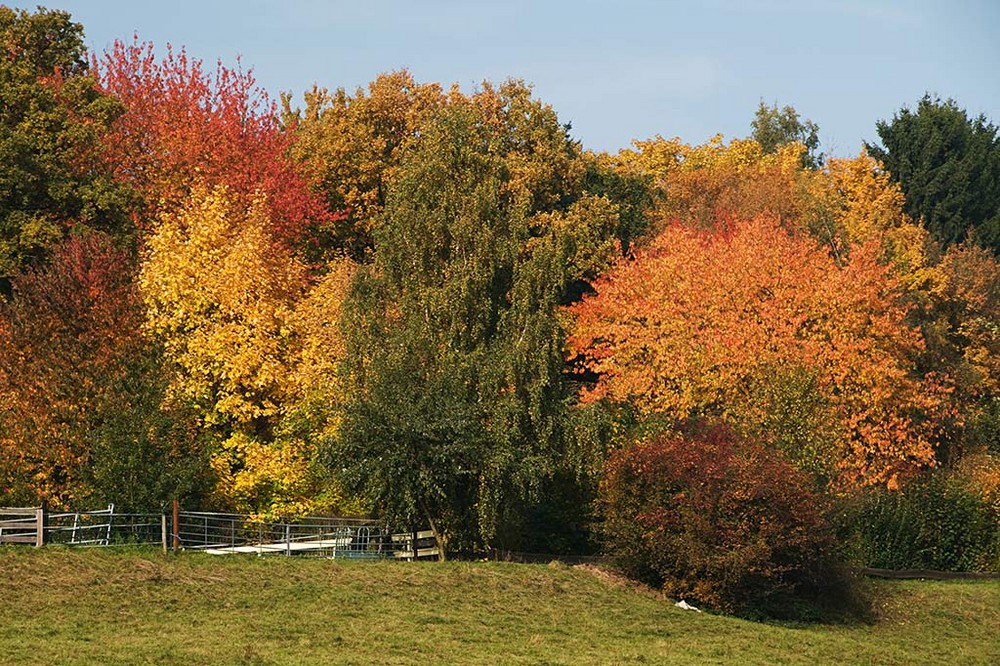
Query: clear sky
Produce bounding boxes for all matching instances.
[18,0,1000,156]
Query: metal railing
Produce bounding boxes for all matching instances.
[174,511,392,559]
[1,505,437,560]
[45,506,164,547]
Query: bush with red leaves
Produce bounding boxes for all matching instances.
[600,424,851,617]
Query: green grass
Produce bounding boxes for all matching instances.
[1,548,998,665]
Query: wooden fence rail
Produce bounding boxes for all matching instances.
[0,507,44,547]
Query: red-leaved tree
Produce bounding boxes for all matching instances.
[93,38,338,254]
[600,425,842,615]
[0,234,207,508]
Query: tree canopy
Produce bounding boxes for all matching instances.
[0,7,130,281]
[867,95,1000,255]
[336,102,588,550]
[750,100,822,168]
[0,8,997,578]
[567,215,948,488]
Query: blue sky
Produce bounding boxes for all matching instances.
[23,0,1000,156]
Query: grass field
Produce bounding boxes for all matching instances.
[1,548,998,665]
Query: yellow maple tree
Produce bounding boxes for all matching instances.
[140,184,354,516]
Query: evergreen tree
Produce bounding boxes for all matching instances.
[867,95,1000,255]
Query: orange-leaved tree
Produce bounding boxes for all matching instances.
[567,215,952,488]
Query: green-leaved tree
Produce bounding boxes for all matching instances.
[336,103,582,554]
[750,100,822,168]
[867,95,1000,255]
[0,7,131,283]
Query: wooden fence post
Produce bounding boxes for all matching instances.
[34,505,45,547]
[172,499,180,551]
[161,514,168,554]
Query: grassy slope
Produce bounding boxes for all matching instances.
[0,548,998,665]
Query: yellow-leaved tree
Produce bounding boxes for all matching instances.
[140,184,352,516]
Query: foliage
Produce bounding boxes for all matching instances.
[284,70,447,258]
[283,258,356,439]
[94,38,336,256]
[139,185,340,516]
[288,71,647,264]
[0,6,131,280]
[141,184,306,430]
[82,347,214,512]
[844,466,1000,572]
[576,141,982,477]
[615,134,918,266]
[926,244,1000,457]
[867,95,1000,255]
[750,99,822,168]
[797,149,919,264]
[614,134,804,231]
[955,452,1000,519]
[581,151,653,255]
[337,103,577,551]
[600,425,850,617]
[0,234,206,510]
[568,215,948,487]
[2,6,996,576]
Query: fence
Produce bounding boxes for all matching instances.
[0,507,44,546]
[0,505,438,560]
[175,511,393,559]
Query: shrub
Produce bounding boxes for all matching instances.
[600,425,851,617]
[844,463,1000,572]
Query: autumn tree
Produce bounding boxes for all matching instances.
[614,128,999,471]
[751,100,822,168]
[614,134,806,233]
[94,39,335,256]
[867,95,1000,255]
[0,7,131,281]
[568,216,950,488]
[285,70,447,258]
[796,149,929,266]
[0,234,207,509]
[615,133,934,267]
[288,72,647,264]
[140,185,340,516]
[914,243,1000,459]
[600,425,846,616]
